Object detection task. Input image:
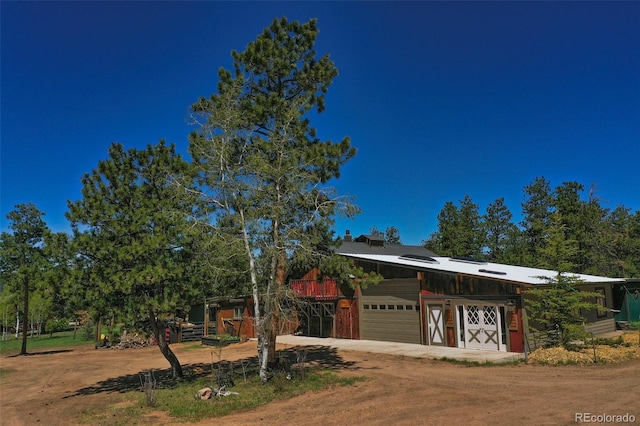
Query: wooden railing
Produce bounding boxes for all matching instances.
[290,279,339,300]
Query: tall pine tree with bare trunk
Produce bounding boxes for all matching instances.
[189,17,357,383]
[0,203,48,355]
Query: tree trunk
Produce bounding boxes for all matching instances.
[109,316,115,342]
[150,313,183,379]
[266,252,287,365]
[240,210,269,383]
[267,321,278,364]
[20,276,29,355]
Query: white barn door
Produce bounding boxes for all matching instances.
[426,304,445,346]
[463,304,500,351]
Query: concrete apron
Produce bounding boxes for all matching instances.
[276,335,525,364]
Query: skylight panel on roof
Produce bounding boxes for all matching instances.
[399,254,439,264]
[450,256,488,265]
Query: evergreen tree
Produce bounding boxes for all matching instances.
[579,198,610,276]
[605,206,640,278]
[553,181,588,271]
[425,201,459,256]
[369,225,384,238]
[500,226,529,266]
[0,203,49,355]
[189,17,357,382]
[536,212,578,272]
[384,226,402,245]
[458,195,484,258]
[66,142,205,378]
[521,176,554,264]
[483,197,517,262]
[425,196,483,257]
[369,226,402,245]
[525,273,605,348]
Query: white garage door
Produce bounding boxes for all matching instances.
[360,279,421,344]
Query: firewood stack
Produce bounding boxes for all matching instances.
[113,334,153,349]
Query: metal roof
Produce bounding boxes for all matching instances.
[338,253,625,286]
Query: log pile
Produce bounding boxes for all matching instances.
[113,334,153,349]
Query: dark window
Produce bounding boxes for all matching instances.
[363,304,370,310]
[406,305,413,311]
[371,305,378,310]
[380,305,386,310]
[397,305,404,310]
[388,305,395,310]
[458,305,465,342]
[500,306,507,346]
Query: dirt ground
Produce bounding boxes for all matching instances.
[1,340,639,426]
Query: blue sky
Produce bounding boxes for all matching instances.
[2,1,639,245]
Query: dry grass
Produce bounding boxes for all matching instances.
[528,330,640,365]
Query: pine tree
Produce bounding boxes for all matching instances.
[483,197,517,262]
[526,273,605,348]
[0,203,49,355]
[189,17,357,382]
[521,176,554,264]
[67,142,205,378]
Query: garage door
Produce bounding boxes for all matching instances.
[360,279,421,344]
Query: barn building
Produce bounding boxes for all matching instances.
[291,232,625,353]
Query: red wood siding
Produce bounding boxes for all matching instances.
[216,302,255,339]
[508,308,524,353]
[335,299,359,339]
[291,279,339,300]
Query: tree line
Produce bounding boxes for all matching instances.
[423,177,640,277]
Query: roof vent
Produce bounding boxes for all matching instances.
[399,254,439,264]
[478,268,507,276]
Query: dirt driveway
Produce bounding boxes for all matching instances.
[1,340,639,425]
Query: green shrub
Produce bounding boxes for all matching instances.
[82,321,95,341]
[45,318,70,336]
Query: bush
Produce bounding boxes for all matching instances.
[45,317,70,335]
[82,321,95,341]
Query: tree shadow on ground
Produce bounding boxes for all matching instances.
[276,345,360,370]
[66,345,358,398]
[7,349,73,358]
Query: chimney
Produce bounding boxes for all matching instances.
[344,230,352,242]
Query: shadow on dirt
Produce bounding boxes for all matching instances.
[7,349,74,358]
[66,345,358,398]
